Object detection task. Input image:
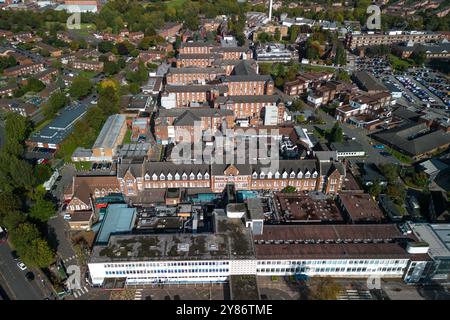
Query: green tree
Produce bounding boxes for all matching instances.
[98,41,114,53]
[328,122,343,143]
[26,78,45,92]
[69,76,92,99]
[368,180,382,198]
[411,49,427,66]
[289,25,300,44]
[103,61,120,75]
[282,186,296,193]
[310,277,342,300]
[44,91,69,120]
[379,164,398,184]
[29,188,55,222]
[27,238,55,268]
[334,43,347,66]
[0,55,17,72]
[2,211,26,231]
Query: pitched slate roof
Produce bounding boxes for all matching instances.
[373,122,450,156]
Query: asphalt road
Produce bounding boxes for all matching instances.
[48,165,77,261]
[0,242,47,300]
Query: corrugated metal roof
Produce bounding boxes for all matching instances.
[93,114,126,150]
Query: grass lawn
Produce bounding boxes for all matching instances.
[300,64,335,73]
[388,54,413,72]
[73,161,92,171]
[165,0,188,9]
[79,23,96,31]
[78,70,97,79]
[388,147,413,164]
[33,118,52,133]
[122,129,132,145]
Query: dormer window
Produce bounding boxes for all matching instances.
[305,171,311,179]
[204,172,210,180]
[175,172,180,180]
[260,171,265,179]
[297,171,303,179]
[282,171,288,179]
[312,171,318,178]
[267,171,273,179]
[197,172,203,180]
[152,173,158,181]
[189,172,195,180]
[167,173,173,180]
[275,171,280,179]
[252,171,258,179]
[182,172,188,180]
[144,173,150,181]
[159,173,165,180]
[289,171,296,179]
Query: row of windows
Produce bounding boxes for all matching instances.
[143,173,210,181]
[104,261,229,269]
[126,275,225,280]
[105,268,229,275]
[258,259,404,266]
[252,172,317,179]
[257,267,404,273]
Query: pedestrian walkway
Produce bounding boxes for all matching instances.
[62,254,78,264]
[337,289,373,300]
[134,289,143,300]
[73,286,90,299]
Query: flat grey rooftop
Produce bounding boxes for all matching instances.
[90,215,255,263]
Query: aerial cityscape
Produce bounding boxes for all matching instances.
[0,0,450,302]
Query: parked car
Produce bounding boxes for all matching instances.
[0,226,7,244]
[373,145,385,149]
[11,250,19,260]
[17,261,27,271]
[63,214,72,220]
[25,272,35,281]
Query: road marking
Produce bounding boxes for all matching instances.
[73,291,79,298]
